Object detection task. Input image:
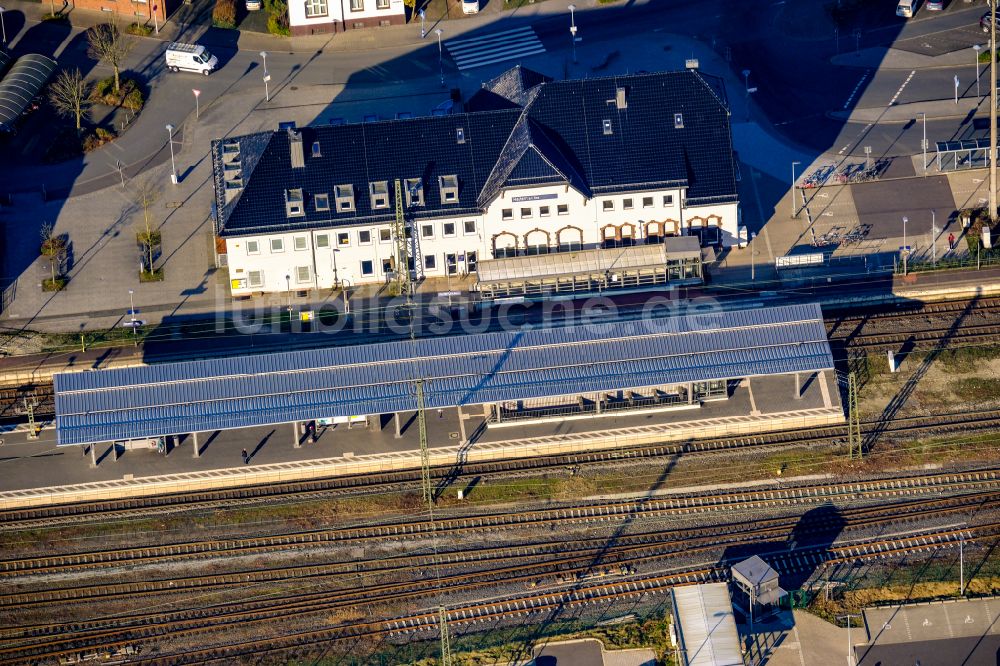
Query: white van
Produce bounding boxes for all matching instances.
[165,42,218,75]
[896,0,916,18]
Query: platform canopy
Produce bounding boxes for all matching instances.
[0,54,56,133]
[54,303,834,446]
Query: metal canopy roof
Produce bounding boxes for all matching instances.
[477,238,700,284]
[54,303,834,446]
[671,583,743,666]
[0,54,56,131]
[935,138,992,153]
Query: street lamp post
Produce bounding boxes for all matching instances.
[568,4,578,64]
[932,210,937,266]
[285,274,292,314]
[902,215,909,276]
[750,232,757,282]
[192,88,201,120]
[0,7,7,44]
[260,51,270,102]
[165,124,178,185]
[341,278,352,316]
[332,248,340,288]
[419,8,425,39]
[954,74,960,105]
[837,614,861,666]
[128,289,137,346]
[435,29,444,88]
[742,69,750,94]
[920,111,927,175]
[975,44,983,98]
[791,160,801,218]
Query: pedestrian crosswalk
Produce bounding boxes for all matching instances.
[445,26,546,71]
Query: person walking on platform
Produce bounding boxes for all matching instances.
[948,232,956,251]
[242,448,249,465]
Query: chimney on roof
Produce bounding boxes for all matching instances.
[615,87,627,110]
[288,129,305,169]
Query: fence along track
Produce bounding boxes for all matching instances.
[2,468,998,576]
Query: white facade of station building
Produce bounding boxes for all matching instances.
[287,0,405,36]
[225,182,737,295]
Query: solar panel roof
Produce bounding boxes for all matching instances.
[55,304,832,446]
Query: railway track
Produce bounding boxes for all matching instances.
[6,519,996,666]
[5,409,1000,531]
[2,467,997,578]
[2,489,991,612]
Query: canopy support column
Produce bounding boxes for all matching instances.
[292,421,301,448]
[192,432,200,458]
[394,412,402,439]
[457,405,467,444]
[90,443,97,468]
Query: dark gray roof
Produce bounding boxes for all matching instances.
[212,67,737,236]
[0,51,13,79]
[731,555,779,587]
[0,54,56,132]
[54,304,830,446]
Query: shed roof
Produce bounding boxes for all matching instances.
[731,555,780,588]
[0,54,56,131]
[54,303,832,446]
[671,583,743,666]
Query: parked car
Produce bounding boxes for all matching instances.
[165,42,218,75]
[926,0,944,10]
[246,0,261,9]
[462,0,479,14]
[982,10,1000,31]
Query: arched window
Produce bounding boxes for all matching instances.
[524,229,551,255]
[557,226,584,252]
[706,214,723,227]
[620,223,636,247]
[662,218,680,237]
[644,221,664,244]
[492,232,518,258]
[687,216,706,228]
[601,225,619,248]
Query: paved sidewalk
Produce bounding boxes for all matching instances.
[830,94,989,124]
[833,45,976,71]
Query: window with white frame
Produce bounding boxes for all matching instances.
[350,0,362,10]
[337,232,350,247]
[248,270,264,287]
[246,240,260,255]
[405,178,424,207]
[375,0,388,8]
[381,258,393,274]
[305,0,327,17]
[379,228,392,243]
[294,236,308,251]
[663,194,674,206]
[316,234,330,249]
[623,198,633,210]
[285,189,304,217]
[642,196,654,208]
[424,254,436,270]
[520,207,532,219]
[464,220,476,235]
[502,208,513,221]
[295,266,311,283]
[270,238,284,253]
[359,230,372,245]
[335,184,355,212]
[602,200,614,212]
[443,222,456,237]
[361,260,374,276]
[370,181,389,209]
[421,224,434,239]
[557,204,569,215]
[539,206,550,217]
[439,175,459,203]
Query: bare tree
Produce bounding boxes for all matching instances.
[48,68,91,131]
[39,222,66,285]
[134,179,160,274]
[87,17,136,95]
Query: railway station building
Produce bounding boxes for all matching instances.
[54,304,842,465]
[211,66,738,301]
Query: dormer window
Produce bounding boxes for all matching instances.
[370,181,389,209]
[285,188,304,217]
[439,175,459,204]
[314,193,330,211]
[674,113,684,129]
[602,119,613,135]
[405,178,424,207]
[335,184,355,212]
[456,127,465,144]
[311,141,322,158]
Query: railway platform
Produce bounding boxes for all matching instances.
[0,371,842,509]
